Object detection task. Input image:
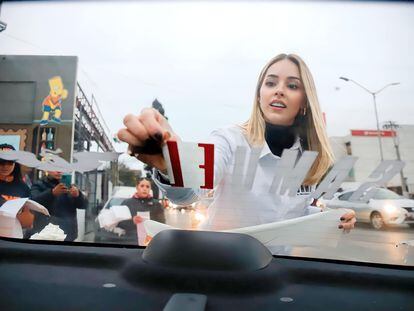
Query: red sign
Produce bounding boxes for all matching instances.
[351,130,396,137]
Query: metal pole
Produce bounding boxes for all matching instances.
[372,93,384,161]
[385,121,409,198]
[395,141,409,198]
[339,77,400,162]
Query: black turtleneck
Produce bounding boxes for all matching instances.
[264,122,297,157]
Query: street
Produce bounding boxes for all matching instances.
[290,224,414,266]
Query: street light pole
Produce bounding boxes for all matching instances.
[339,77,400,162]
[372,93,384,161]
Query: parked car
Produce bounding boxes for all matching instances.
[323,188,414,230]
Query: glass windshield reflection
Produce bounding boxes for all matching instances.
[0,0,413,267]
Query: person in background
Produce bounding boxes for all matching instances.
[0,144,34,232]
[30,171,87,241]
[118,177,165,245]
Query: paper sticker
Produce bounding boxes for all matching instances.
[0,198,49,238]
[162,141,214,189]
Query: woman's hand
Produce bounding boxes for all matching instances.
[16,206,34,229]
[133,215,144,225]
[338,210,356,233]
[69,185,80,198]
[52,183,68,196]
[117,108,178,173]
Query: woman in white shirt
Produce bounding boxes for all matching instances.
[117,53,356,232]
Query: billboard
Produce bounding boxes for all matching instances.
[350,129,396,137]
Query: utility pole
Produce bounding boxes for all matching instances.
[383,121,409,198]
[340,77,400,161]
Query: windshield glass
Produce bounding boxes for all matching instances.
[1,0,413,267]
[106,198,126,208]
[373,188,403,200]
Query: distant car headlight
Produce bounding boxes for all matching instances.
[194,212,206,222]
[384,204,398,214]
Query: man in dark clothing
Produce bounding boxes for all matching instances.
[30,171,87,241]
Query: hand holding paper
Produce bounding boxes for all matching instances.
[0,198,50,218]
[0,198,50,238]
[97,205,132,230]
[133,215,144,224]
[136,211,150,246]
[118,107,179,172]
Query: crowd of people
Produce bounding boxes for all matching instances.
[0,143,88,241]
[1,143,167,243]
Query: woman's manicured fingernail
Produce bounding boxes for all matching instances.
[338,225,343,229]
[340,217,345,221]
[164,131,171,141]
[154,132,163,142]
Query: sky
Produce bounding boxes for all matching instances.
[1,0,413,168]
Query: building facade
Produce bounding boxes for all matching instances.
[330,126,414,196]
[0,55,117,238]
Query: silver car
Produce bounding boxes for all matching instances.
[324,188,414,230]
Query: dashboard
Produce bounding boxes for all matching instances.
[1,230,413,311]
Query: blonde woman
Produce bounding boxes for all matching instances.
[118,53,355,232]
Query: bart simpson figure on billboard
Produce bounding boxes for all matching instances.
[40,76,68,126]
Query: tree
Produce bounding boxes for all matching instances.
[118,163,141,187]
[152,98,167,119]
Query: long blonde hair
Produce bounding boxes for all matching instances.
[241,53,334,185]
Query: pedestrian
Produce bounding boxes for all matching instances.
[117,177,165,245]
[30,171,87,241]
[117,53,356,232]
[0,144,34,231]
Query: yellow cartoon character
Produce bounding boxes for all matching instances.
[40,76,68,126]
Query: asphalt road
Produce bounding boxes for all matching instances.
[290,223,414,266]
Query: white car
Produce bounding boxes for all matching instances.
[102,186,137,210]
[323,188,414,230]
